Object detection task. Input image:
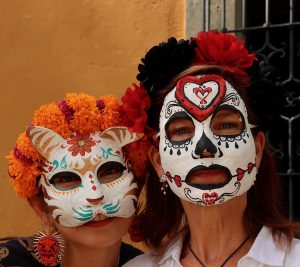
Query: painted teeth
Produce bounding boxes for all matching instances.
[92,214,108,222]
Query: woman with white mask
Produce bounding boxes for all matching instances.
[123,31,300,267]
[1,92,149,267]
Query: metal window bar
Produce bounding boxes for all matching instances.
[201,0,300,219]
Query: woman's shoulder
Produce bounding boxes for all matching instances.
[285,237,300,265]
[0,237,45,267]
[122,252,158,267]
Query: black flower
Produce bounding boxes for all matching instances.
[137,37,195,94]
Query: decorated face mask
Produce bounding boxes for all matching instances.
[158,74,257,206]
[28,126,143,227]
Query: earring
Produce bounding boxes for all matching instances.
[128,215,144,242]
[33,221,64,267]
[160,174,168,195]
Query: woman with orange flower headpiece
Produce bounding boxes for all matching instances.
[122,32,300,267]
[1,93,149,267]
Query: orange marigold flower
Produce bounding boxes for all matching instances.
[99,95,121,130]
[66,93,101,133]
[69,108,100,134]
[16,132,41,161]
[7,152,41,198]
[66,93,97,112]
[67,132,96,156]
[32,103,71,138]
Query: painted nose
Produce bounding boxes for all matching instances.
[86,195,104,205]
[194,132,217,158]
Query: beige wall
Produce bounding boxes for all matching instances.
[0,0,185,244]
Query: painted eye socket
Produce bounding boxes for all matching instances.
[210,108,245,136]
[50,172,82,191]
[166,117,195,142]
[97,161,126,183]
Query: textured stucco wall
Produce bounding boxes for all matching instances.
[0,0,185,243]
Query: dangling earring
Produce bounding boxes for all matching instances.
[128,215,144,242]
[33,220,64,266]
[160,174,168,195]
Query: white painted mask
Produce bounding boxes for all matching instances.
[159,74,257,205]
[28,126,143,227]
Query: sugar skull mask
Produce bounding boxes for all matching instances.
[28,126,143,227]
[158,74,257,206]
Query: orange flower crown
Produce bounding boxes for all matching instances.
[7,93,149,198]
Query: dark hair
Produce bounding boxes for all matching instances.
[140,65,300,252]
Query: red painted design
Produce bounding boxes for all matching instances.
[202,192,218,205]
[165,172,173,183]
[193,87,212,104]
[175,75,226,121]
[89,174,93,178]
[67,132,96,157]
[115,150,121,155]
[247,163,255,174]
[174,175,182,187]
[48,166,53,172]
[36,236,60,265]
[165,172,182,187]
[236,168,245,181]
[92,186,96,191]
[86,195,104,204]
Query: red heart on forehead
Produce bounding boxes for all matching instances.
[175,75,226,121]
[194,87,212,104]
[202,192,218,205]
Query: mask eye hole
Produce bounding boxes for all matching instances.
[210,108,245,136]
[50,172,82,191]
[97,161,126,183]
[166,116,195,142]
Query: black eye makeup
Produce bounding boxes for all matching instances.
[210,106,245,137]
[166,112,195,142]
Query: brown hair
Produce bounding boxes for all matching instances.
[141,65,300,252]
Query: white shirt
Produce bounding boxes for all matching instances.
[123,227,300,267]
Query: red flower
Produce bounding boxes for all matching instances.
[191,31,257,76]
[120,84,155,138]
[67,132,96,156]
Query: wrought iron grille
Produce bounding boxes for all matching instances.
[199,0,300,219]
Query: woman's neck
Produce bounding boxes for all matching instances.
[181,194,252,266]
[61,239,121,267]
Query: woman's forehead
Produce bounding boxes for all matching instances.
[161,74,247,121]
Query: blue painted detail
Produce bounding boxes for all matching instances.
[106,207,120,214]
[107,148,120,157]
[105,201,120,211]
[72,208,93,217]
[101,147,120,159]
[61,155,67,169]
[101,148,109,159]
[103,202,113,209]
[103,200,120,213]
[79,207,93,213]
[53,160,59,171]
